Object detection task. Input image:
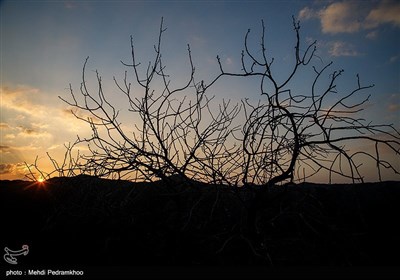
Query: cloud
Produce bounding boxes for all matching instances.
[328,41,361,57]
[366,30,378,39]
[48,144,61,150]
[0,145,11,153]
[0,123,10,129]
[0,85,92,176]
[366,0,400,28]
[18,126,36,135]
[299,0,400,34]
[1,85,90,137]
[0,163,15,175]
[0,163,27,177]
[4,144,40,152]
[16,125,52,139]
[311,37,362,57]
[319,2,362,34]
[298,7,317,21]
[0,85,45,116]
[1,84,91,179]
[389,55,399,63]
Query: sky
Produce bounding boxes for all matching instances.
[1,0,399,182]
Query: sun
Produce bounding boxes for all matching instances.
[24,176,48,191]
[37,177,45,183]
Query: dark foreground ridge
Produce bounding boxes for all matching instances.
[1,176,400,278]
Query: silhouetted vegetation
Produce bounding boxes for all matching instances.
[15,18,400,274]
[1,177,400,268]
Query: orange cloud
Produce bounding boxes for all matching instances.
[299,0,400,34]
[0,163,14,175]
[0,145,11,153]
[0,123,10,129]
[319,2,362,34]
[0,85,44,116]
[0,162,28,178]
[366,0,400,28]
[16,126,52,139]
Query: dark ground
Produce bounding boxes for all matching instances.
[1,176,400,278]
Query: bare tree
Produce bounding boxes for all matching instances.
[212,17,398,188]
[58,18,241,185]
[25,16,400,263]
[43,17,398,188]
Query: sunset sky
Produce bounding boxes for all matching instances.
[1,0,399,181]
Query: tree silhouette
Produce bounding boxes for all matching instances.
[31,17,398,187]
[21,17,400,261]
